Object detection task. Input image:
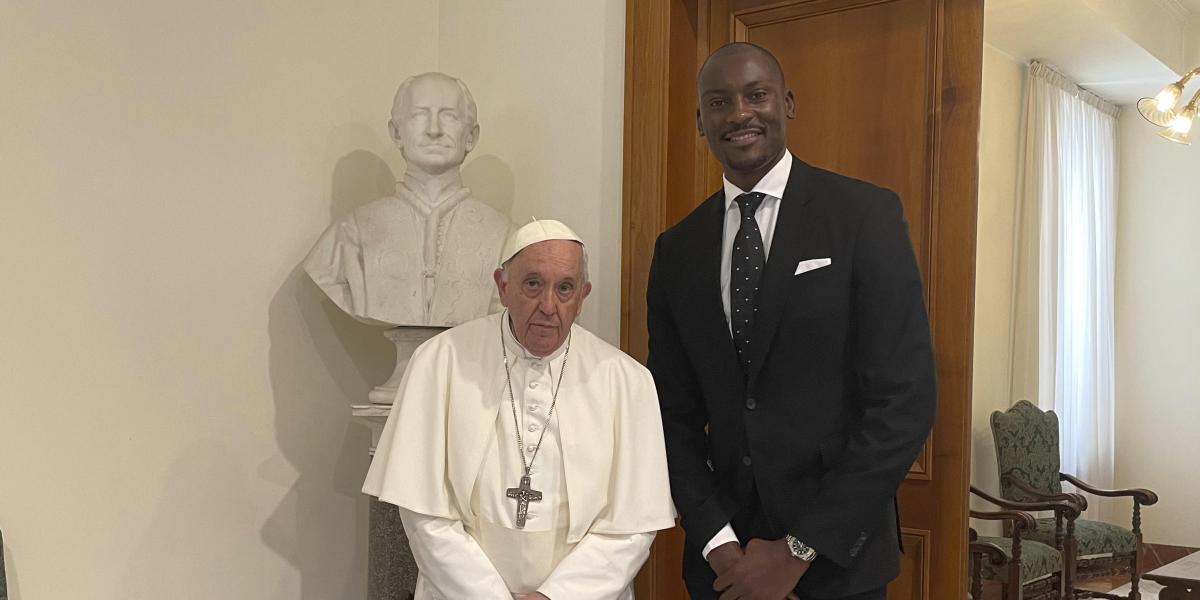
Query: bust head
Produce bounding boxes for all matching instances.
[389,72,480,176]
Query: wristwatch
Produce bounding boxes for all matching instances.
[784,535,818,562]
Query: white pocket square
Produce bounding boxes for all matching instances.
[794,258,832,275]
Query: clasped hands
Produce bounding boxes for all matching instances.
[709,539,810,600]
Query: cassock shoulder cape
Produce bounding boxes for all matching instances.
[363,312,676,544]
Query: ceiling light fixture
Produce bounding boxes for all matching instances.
[1138,66,1200,144]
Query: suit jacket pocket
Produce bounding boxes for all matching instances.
[788,261,842,318]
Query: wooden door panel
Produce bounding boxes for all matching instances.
[735,0,935,277]
[888,529,933,598]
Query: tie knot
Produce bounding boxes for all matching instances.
[734,192,765,216]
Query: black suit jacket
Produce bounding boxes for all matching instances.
[646,157,936,598]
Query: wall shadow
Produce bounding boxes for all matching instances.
[330,149,398,222]
[2,530,18,600]
[463,153,516,220]
[120,442,262,597]
[260,148,398,599]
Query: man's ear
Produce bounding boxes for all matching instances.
[576,281,593,317]
[388,119,402,144]
[493,268,508,305]
[784,89,796,119]
[465,123,480,153]
[696,108,705,136]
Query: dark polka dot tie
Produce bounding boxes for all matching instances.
[731,192,766,373]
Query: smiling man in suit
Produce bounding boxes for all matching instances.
[646,43,937,600]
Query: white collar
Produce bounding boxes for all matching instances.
[722,150,793,210]
[501,311,571,363]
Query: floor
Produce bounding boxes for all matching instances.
[979,543,1199,600]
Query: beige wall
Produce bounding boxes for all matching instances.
[1113,109,1200,546]
[1190,16,1200,70]
[0,1,626,598]
[970,45,1025,529]
[437,0,627,343]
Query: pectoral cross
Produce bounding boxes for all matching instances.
[505,475,542,529]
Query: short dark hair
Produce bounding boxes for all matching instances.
[698,42,786,89]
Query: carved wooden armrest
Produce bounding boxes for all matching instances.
[1004,474,1089,510]
[970,508,1037,531]
[971,486,1082,519]
[1060,473,1159,505]
[970,539,1011,566]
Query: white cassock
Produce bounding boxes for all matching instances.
[363,311,676,599]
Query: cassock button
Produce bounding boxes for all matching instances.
[529,381,538,389]
[528,423,539,432]
[745,397,757,410]
[526,444,537,453]
[742,455,753,467]
[529,405,539,413]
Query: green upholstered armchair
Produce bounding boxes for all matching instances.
[992,400,1159,599]
[971,486,1081,600]
[970,529,1012,600]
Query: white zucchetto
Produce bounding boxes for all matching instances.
[500,219,584,265]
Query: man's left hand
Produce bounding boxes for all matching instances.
[713,538,810,600]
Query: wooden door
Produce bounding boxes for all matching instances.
[622,0,982,598]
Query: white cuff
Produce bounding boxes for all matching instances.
[701,523,739,560]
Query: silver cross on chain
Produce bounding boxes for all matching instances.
[499,312,571,529]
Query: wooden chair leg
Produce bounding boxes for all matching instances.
[1010,536,1025,600]
[1063,520,1077,599]
[971,554,985,600]
[1131,502,1144,600]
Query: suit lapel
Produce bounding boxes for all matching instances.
[686,192,744,395]
[744,158,821,386]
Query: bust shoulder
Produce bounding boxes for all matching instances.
[456,197,511,228]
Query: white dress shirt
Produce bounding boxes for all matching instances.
[705,150,794,560]
[719,151,793,329]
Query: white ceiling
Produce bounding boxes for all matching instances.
[1178,0,1200,15]
[985,0,1184,105]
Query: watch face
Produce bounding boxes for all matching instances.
[787,536,815,561]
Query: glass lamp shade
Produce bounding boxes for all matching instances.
[1138,97,1175,127]
[1157,126,1192,144]
[1158,106,1195,144]
[1155,82,1184,111]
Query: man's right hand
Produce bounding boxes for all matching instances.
[708,541,798,600]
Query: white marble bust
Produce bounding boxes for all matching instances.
[305,72,512,327]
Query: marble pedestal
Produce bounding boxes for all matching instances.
[368,495,417,600]
[369,326,447,405]
[356,405,419,600]
[355,325,445,600]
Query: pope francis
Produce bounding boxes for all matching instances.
[363,219,675,599]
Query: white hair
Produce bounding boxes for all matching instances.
[390,72,478,126]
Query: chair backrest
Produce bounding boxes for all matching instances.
[991,399,1063,502]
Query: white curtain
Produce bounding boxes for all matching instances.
[1009,61,1118,507]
